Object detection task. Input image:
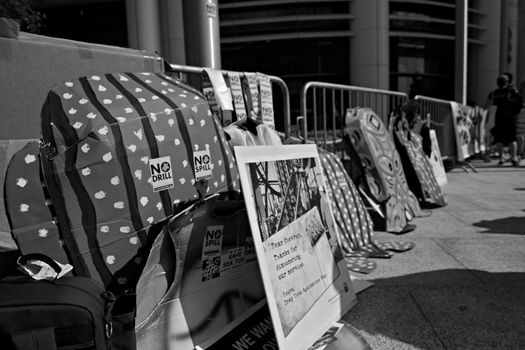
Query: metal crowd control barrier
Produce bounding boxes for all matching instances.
[413,95,456,163]
[168,63,291,138]
[299,82,409,150]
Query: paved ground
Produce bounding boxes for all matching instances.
[343,159,525,349]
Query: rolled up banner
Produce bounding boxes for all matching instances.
[227,72,248,121]
[257,72,275,129]
[242,72,260,118]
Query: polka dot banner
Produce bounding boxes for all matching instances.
[393,117,447,207]
[40,72,240,290]
[5,141,69,264]
[319,148,416,261]
[344,108,423,233]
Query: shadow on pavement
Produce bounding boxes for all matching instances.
[345,269,525,350]
[469,167,524,172]
[472,216,525,235]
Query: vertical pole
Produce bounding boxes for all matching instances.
[125,0,138,49]
[519,2,525,93]
[349,0,389,89]
[182,0,222,69]
[455,0,468,104]
[135,0,162,54]
[165,0,186,64]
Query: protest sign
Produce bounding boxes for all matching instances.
[235,144,356,350]
[450,101,474,161]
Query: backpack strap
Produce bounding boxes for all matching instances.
[11,327,57,350]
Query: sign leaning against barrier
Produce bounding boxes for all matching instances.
[168,63,291,138]
[235,144,356,350]
[450,101,475,162]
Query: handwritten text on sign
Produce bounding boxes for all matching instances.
[264,207,337,336]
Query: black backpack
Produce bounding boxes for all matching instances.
[0,253,134,350]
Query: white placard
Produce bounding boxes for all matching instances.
[428,129,448,188]
[235,144,356,350]
[450,101,473,162]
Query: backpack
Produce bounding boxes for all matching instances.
[0,253,115,350]
[39,72,240,290]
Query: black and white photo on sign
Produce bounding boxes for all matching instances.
[235,144,356,350]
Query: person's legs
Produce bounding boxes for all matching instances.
[496,142,504,164]
[510,141,519,166]
[518,135,525,159]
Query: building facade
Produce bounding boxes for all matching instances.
[31,0,523,109]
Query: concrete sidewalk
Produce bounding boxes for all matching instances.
[344,160,525,349]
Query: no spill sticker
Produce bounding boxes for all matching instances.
[194,147,213,181]
[201,225,224,282]
[149,156,174,192]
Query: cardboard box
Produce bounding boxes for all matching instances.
[0,32,163,140]
[0,139,37,250]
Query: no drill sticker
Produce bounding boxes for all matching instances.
[149,156,174,192]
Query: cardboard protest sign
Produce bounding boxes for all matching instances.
[135,199,265,350]
[428,130,448,188]
[206,300,369,350]
[0,140,35,250]
[235,144,356,350]
[450,101,474,161]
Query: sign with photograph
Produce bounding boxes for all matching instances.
[450,101,474,161]
[235,144,356,350]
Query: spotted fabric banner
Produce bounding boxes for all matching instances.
[393,117,447,207]
[40,72,240,289]
[319,149,374,251]
[344,107,422,233]
[318,149,415,273]
[4,141,69,264]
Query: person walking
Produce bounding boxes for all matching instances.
[486,74,523,166]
